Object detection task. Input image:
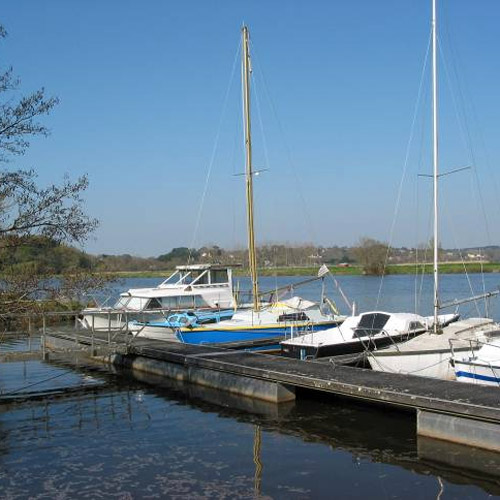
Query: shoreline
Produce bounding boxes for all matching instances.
[102,262,500,279]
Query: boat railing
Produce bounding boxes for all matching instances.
[449,337,495,360]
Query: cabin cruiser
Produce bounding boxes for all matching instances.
[280,311,459,360]
[451,337,500,386]
[80,264,238,331]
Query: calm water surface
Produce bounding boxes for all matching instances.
[0,274,499,498]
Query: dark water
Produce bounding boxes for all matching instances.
[1,274,499,498]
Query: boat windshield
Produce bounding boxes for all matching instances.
[353,313,391,338]
[160,270,183,285]
[114,296,131,309]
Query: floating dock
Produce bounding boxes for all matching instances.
[44,329,500,453]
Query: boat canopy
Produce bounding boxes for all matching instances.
[272,296,318,311]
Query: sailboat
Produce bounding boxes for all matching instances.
[367,0,500,380]
[175,26,345,346]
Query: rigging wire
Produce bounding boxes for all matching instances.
[187,38,242,263]
[249,41,319,246]
[375,28,432,310]
[439,14,497,304]
[250,53,272,186]
[415,67,432,315]
[438,35,491,313]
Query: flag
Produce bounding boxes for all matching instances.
[318,264,329,277]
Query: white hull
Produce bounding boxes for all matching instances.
[81,312,163,331]
[454,360,500,386]
[134,325,178,342]
[368,318,500,380]
[369,349,456,380]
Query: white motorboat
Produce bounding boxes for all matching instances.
[452,337,500,386]
[80,264,238,331]
[280,311,459,360]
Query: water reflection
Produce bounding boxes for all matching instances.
[0,355,496,499]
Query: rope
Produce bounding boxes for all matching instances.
[1,369,73,397]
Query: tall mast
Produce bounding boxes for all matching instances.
[432,0,439,333]
[242,25,259,311]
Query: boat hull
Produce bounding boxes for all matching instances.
[177,320,342,345]
[281,331,424,360]
[368,348,474,380]
[454,360,500,386]
[135,325,178,341]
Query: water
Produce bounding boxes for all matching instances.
[1,274,499,498]
[107,272,500,320]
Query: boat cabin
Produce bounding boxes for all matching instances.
[113,264,239,312]
[158,264,236,288]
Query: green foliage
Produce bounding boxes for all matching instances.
[158,247,198,263]
[352,237,389,276]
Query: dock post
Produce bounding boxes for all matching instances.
[417,410,500,452]
[108,311,111,345]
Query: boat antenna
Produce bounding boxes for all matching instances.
[432,0,440,333]
[242,25,260,311]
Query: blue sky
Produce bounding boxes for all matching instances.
[1,0,500,256]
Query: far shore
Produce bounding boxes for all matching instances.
[103,262,500,279]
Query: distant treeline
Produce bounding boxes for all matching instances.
[2,238,499,276]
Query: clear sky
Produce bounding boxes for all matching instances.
[1,1,500,256]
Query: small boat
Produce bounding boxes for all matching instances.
[452,338,500,386]
[280,311,459,360]
[133,309,235,341]
[367,0,500,379]
[80,264,238,330]
[176,296,344,345]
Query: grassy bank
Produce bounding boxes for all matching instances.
[104,262,500,279]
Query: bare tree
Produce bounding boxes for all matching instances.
[0,25,101,321]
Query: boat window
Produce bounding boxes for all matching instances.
[178,296,195,308]
[354,313,391,337]
[277,312,309,322]
[161,297,178,309]
[161,270,181,285]
[125,297,149,311]
[485,330,500,339]
[114,296,130,308]
[191,270,208,285]
[179,272,193,284]
[211,270,228,284]
[194,295,209,307]
[408,321,425,331]
[146,298,162,310]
